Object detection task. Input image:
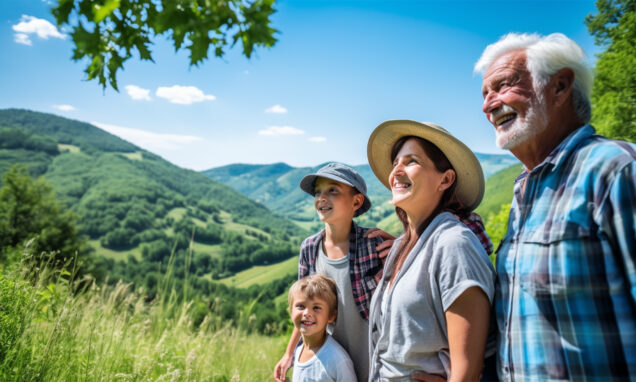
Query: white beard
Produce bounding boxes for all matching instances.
[496,96,548,150]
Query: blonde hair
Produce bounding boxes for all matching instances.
[288,274,338,318]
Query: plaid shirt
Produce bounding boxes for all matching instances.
[496,125,636,381]
[298,221,383,320]
[456,212,493,255]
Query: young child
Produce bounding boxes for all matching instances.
[274,163,384,382]
[288,274,357,381]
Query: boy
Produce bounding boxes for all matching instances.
[289,274,357,381]
[274,163,384,382]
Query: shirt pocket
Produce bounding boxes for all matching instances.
[517,220,592,299]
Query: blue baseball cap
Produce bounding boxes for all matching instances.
[299,162,372,217]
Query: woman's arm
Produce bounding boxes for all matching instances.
[445,286,490,382]
[273,326,301,382]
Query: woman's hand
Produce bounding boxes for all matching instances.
[365,228,396,259]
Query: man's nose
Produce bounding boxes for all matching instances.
[482,91,501,115]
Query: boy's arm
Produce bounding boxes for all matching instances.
[273,326,301,382]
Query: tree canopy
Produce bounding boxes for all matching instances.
[0,165,90,271]
[585,0,636,141]
[52,0,278,90]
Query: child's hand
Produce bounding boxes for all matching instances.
[273,353,293,382]
[365,228,395,259]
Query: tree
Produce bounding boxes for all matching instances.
[585,0,636,141]
[484,202,511,267]
[52,0,278,90]
[0,165,89,270]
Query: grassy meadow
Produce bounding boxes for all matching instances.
[0,253,291,382]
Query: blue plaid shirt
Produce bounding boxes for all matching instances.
[496,125,636,381]
[299,221,383,320]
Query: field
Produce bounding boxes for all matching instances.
[219,256,298,288]
[0,264,290,381]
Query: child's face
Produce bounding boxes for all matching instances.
[313,178,363,224]
[290,290,335,339]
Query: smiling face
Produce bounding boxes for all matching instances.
[313,177,362,224]
[481,50,548,150]
[388,138,455,226]
[290,291,335,340]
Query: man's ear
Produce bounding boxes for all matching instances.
[549,68,575,107]
[439,169,456,192]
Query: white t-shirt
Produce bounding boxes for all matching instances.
[293,335,357,382]
[316,244,369,382]
[369,212,496,380]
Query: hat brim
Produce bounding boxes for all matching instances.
[299,173,372,217]
[367,120,484,211]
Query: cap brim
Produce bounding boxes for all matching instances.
[367,120,484,211]
[299,173,372,217]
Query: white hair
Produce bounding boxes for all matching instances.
[474,33,593,124]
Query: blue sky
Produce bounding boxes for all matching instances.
[0,0,600,171]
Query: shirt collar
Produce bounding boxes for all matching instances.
[543,124,594,169]
[516,124,594,180]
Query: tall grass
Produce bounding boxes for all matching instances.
[0,244,289,381]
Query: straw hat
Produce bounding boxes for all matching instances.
[367,120,485,211]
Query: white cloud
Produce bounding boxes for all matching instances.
[92,122,204,150]
[125,85,152,101]
[308,136,327,143]
[14,33,31,46]
[265,104,287,114]
[155,85,215,105]
[53,104,75,111]
[12,15,65,45]
[258,126,305,136]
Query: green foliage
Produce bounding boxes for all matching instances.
[0,127,59,155]
[0,260,289,381]
[52,0,278,90]
[586,0,636,141]
[0,166,89,271]
[484,202,511,267]
[0,274,32,362]
[475,164,523,219]
[0,109,138,153]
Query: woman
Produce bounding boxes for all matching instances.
[366,120,495,381]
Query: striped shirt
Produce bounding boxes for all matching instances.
[299,221,383,320]
[496,125,636,381]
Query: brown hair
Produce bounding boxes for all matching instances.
[389,136,459,275]
[288,274,338,319]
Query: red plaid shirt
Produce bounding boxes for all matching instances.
[298,221,383,321]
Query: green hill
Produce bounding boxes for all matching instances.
[475,163,523,219]
[202,153,518,235]
[0,109,307,283]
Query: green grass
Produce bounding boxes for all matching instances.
[57,144,80,153]
[475,164,523,219]
[88,239,142,261]
[191,242,223,258]
[0,263,288,381]
[218,256,298,288]
[121,151,142,161]
[167,207,188,221]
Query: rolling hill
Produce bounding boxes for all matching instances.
[202,153,519,235]
[0,109,307,280]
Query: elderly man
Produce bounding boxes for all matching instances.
[475,33,636,381]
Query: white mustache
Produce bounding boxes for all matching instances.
[489,104,517,124]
